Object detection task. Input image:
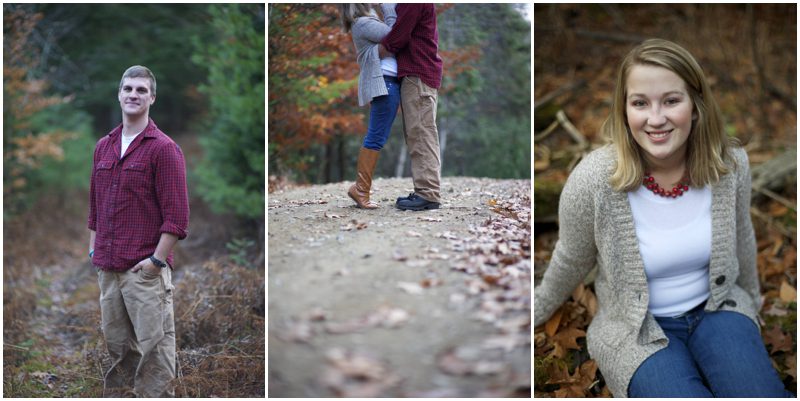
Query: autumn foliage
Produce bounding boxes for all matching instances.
[268,4,364,175]
[268,4,483,180]
[3,8,79,211]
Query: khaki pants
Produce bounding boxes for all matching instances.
[401,76,441,203]
[97,266,176,397]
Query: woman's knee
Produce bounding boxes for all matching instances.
[628,343,712,397]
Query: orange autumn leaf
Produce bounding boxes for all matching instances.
[551,327,586,352]
[780,280,797,303]
[545,308,563,337]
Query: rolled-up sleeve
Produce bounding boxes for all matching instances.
[155,141,189,240]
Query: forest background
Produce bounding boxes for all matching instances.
[268,3,531,187]
[4,4,265,397]
[534,4,797,397]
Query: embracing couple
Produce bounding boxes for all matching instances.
[340,3,443,211]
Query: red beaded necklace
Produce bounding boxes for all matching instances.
[643,172,690,198]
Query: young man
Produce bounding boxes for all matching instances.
[379,3,443,211]
[87,65,189,397]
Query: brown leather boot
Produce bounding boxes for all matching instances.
[348,147,380,209]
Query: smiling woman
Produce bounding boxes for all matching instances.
[625,65,695,193]
[533,39,795,398]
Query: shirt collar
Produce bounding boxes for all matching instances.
[108,118,158,139]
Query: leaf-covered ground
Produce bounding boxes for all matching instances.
[268,177,531,397]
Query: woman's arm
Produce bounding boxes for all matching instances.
[381,3,397,28]
[352,15,391,44]
[534,157,600,328]
[733,149,761,313]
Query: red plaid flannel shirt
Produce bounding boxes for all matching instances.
[380,3,443,89]
[88,119,189,271]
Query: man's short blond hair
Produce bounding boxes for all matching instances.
[119,65,157,96]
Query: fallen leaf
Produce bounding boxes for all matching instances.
[495,315,531,333]
[763,325,793,355]
[768,202,789,217]
[307,307,327,321]
[321,348,401,397]
[280,319,314,343]
[482,334,528,352]
[572,283,585,302]
[545,309,563,337]
[481,273,502,285]
[437,231,459,240]
[547,359,598,397]
[397,282,424,294]
[780,280,797,303]
[420,278,443,288]
[550,327,586,352]
[554,385,584,398]
[324,306,410,334]
[449,292,466,305]
[785,354,797,381]
[341,219,368,231]
[437,347,506,376]
[406,259,432,268]
[325,320,368,334]
[545,362,573,385]
[325,212,343,219]
[763,302,788,317]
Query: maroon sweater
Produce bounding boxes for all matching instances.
[380,4,443,89]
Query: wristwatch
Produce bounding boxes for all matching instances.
[149,255,167,269]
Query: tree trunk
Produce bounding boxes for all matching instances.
[324,141,334,183]
[337,136,345,182]
[395,141,407,177]
[439,120,447,173]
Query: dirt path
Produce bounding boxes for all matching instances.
[268,177,531,397]
[4,132,265,397]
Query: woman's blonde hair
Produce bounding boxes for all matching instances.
[339,4,372,33]
[602,38,737,191]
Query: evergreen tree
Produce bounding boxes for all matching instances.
[192,4,265,219]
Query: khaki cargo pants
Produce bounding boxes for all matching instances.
[401,75,441,203]
[97,266,176,397]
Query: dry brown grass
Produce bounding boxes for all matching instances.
[3,193,265,397]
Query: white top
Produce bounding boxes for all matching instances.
[120,131,141,158]
[627,184,712,317]
[381,57,397,77]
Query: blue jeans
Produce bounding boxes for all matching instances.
[363,76,401,151]
[629,301,794,397]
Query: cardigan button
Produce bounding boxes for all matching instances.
[715,275,726,285]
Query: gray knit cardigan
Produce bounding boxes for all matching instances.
[351,4,396,107]
[534,145,760,397]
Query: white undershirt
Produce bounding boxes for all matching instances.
[381,57,398,77]
[627,184,712,317]
[120,131,141,158]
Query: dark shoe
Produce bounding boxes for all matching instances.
[396,195,440,211]
[348,147,380,209]
[396,192,419,203]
